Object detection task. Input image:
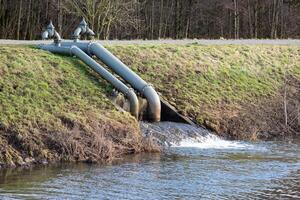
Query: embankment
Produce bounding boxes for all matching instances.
[0,46,156,168]
[106,44,300,140]
[0,44,299,168]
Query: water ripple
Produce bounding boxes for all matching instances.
[0,122,299,200]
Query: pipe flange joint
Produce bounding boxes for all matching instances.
[69,45,77,56]
[125,88,134,96]
[87,41,95,56]
[141,84,154,93]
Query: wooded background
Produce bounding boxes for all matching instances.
[0,0,299,40]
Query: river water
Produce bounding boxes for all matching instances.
[0,122,299,200]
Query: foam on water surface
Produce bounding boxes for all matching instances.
[141,121,254,150]
[171,134,253,149]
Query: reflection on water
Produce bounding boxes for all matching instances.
[0,122,299,200]
[246,170,300,199]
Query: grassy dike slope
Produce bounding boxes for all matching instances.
[0,44,299,167]
[0,46,154,168]
[107,44,300,139]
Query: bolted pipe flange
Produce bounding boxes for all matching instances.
[87,41,95,56]
[125,88,135,96]
[141,84,154,94]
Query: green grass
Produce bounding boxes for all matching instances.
[0,44,299,142]
[0,45,131,130]
[107,44,300,124]
[1,44,299,130]
[0,45,146,167]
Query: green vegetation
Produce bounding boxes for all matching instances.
[0,44,299,168]
[0,46,116,128]
[0,46,151,168]
[108,44,298,106]
[107,44,300,139]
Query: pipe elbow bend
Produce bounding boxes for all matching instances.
[143,85,161,122]
[89,41,101,50]
[126,89,139,119]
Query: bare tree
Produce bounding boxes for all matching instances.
[16,0,23,40]
[233,0,239,39]
[0,0,300,40]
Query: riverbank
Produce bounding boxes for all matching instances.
[0,46,158,168]
[107,44,300,140]
[0,44,299,168]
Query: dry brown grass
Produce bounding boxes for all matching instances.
[0,111,160,168]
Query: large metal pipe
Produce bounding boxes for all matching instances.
[40,44,139,119]
[89,42,161,122]
[60,41,161,122]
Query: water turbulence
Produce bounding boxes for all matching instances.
[141,122,252,150]
[0,122,299,199]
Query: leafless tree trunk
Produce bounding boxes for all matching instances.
[229,10,232,38]
[271,0,282,39]
[254,0,258,38]
[234,0,239,39]
[151,0,155,39]
[174,0,179,38]
[247,0,253,38]
[23,0,32,40]
[1,0,300,40]
[158,0,164,39]
[185,0,192,38]
[57,0,63,34]
[16,0,22,40]
[45,0,49,20]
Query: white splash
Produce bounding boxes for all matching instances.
[141,122,255,150]
[171,134,253,150]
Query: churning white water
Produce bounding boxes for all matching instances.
[171,134,253,149]
[1,122,300,200]
[141,121,253,150]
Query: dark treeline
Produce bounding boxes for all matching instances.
[0,0,299,40]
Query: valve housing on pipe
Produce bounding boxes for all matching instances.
[41,21,62,45]
[73,18,95,42]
